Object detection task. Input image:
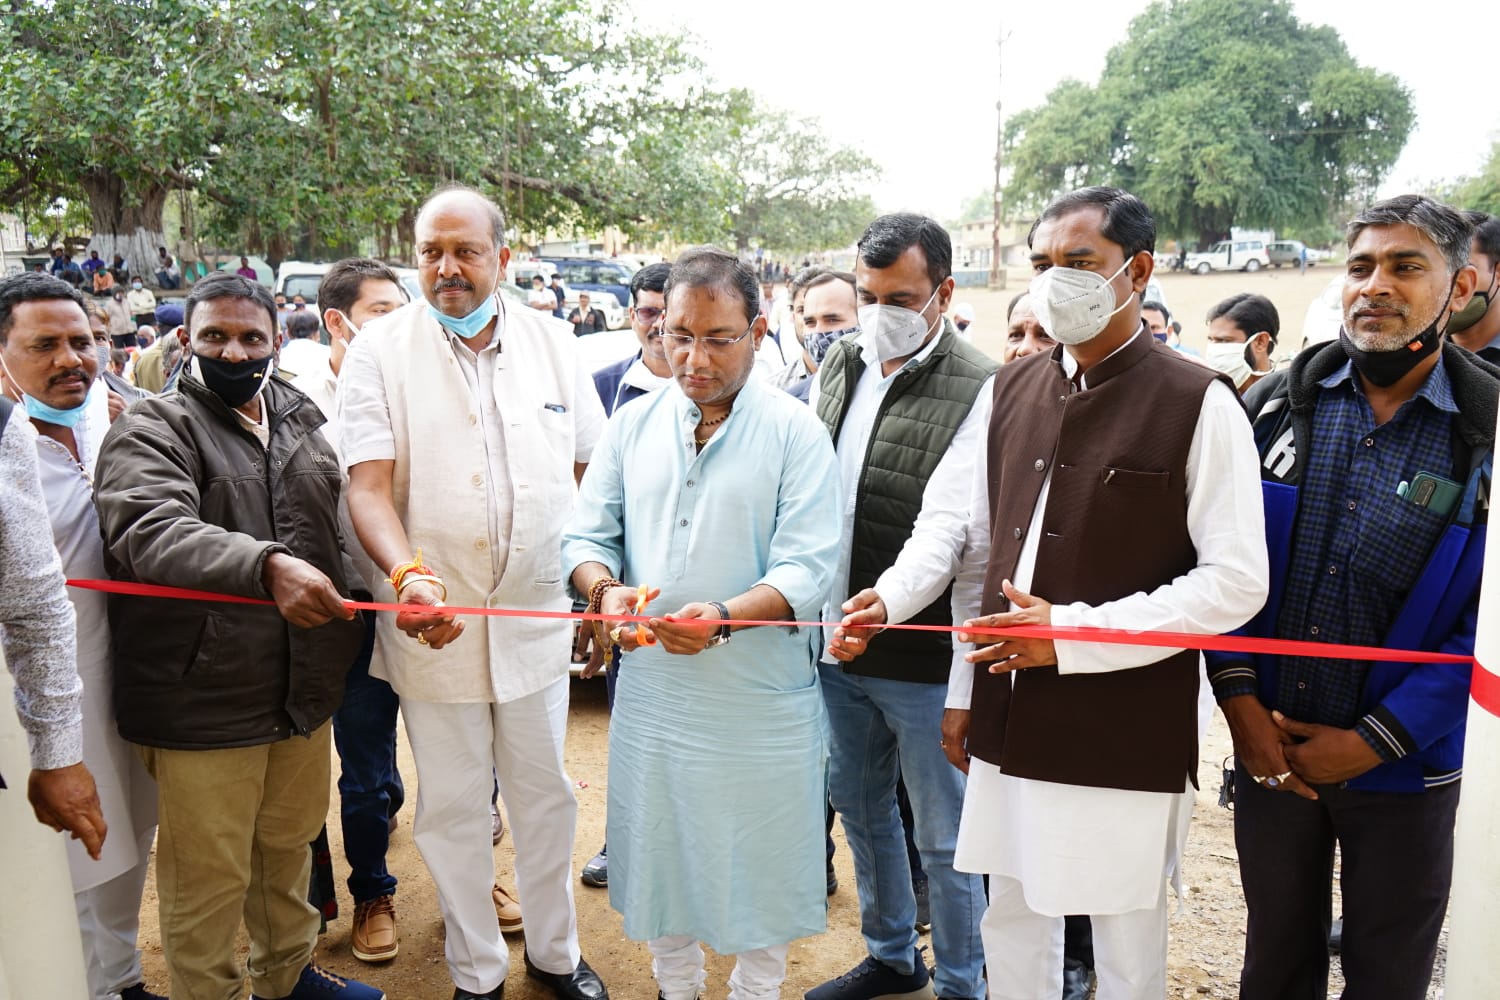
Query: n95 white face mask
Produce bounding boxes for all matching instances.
[857,286,940,363]
[1028,259,1134,345]
[1205,341,1255,388]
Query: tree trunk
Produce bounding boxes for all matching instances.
[78,168,171,290]
[1196,226,1230,249]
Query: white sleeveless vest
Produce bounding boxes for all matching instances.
[360,297,595,703]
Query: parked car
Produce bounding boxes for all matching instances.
[1268,240,1315,268]
[562,291,627,331]
[1300,274,1344,352]
[509,258,558,290]
[273,260,334,307]
[542,257,637,314]
[1184,239,1269,274]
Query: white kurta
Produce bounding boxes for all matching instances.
[28,387,156,890]
[561,378,842,953]
[944,340,1267,916]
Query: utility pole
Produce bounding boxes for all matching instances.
[989,23,1011,289]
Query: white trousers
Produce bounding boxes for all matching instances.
[982,876,1167,1000]
[0,660,88,1000]
[649,935,789,1000]
[403,679,581,995]
[75,843,150,1000]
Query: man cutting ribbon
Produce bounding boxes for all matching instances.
[563,246,841,1000]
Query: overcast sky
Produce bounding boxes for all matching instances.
[627,0,1495,223]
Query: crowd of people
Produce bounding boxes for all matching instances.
[0,182,1495,1000]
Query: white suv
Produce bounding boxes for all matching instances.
[1184,240,1269,274]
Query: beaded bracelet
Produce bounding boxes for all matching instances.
[586,576,624,659]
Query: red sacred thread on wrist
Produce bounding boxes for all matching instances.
[387,550,434,594]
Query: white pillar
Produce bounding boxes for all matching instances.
[1445,426,1500,996]
[0,652,88,1000]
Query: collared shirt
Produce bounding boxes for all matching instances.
[1274,358,1457,742]
[768,355,813,392]
[440,318,514,582]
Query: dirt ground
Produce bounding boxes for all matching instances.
[134,263,1448,999]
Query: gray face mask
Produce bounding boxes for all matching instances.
[96,344,111,370]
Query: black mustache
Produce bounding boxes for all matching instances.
[49,368,88,386]
[435,278,474,292]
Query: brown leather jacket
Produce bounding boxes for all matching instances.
[95,371,362,750]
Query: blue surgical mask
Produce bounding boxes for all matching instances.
[432,293,499,339]
[19,381,93,428]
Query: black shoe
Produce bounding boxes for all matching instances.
[1061,958,1093,1000]
[1328,915,1344,954]
[453,986,503,1000]
[912,876,930,933]
[581,844,608,888]
[656,995,700,1000]
[524,953,609,1000]
[805,947,932,1000]
[826,862,838,896]
[120,986,168,1000]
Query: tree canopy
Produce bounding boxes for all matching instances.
[1002,0,1413,246]
[0,0,877,265]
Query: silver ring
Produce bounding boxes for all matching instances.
[1264,771,1292,788]
[1253,775,1268,784]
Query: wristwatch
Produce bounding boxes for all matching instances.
[705,601,732,648]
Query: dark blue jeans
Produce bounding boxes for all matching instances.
[331,609,404,903]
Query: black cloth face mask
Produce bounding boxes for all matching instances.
[194,351,274,408]
[1340,279,1454,388]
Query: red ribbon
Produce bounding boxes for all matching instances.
[1473,660,1500,718]
[65,577,1474,666]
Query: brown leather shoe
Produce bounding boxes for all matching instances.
[492,883,523,934]
[351,894,399,962]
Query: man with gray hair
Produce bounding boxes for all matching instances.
[563,246,840,1000]
[1210,194,1496,999]
[342,185,608,1000]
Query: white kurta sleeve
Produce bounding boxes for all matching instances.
[874,377,993,626]
[945,441,992,710]
[1053,380,1269,675]
[338,334,396,468]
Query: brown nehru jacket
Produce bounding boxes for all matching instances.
[968,329,1234,794]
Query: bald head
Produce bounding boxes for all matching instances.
[416,186,507,250]
[415,186,510,320]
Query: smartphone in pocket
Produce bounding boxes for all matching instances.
[1399,472,1462,519]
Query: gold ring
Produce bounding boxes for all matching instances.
[417,632,429,646]
[609,626,626,643]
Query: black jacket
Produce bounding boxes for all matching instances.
[94,371,363,749]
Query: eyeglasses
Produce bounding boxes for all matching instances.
[661,327,754,353]
[632,306,664,325]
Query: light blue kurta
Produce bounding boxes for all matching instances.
[562,376,840,954]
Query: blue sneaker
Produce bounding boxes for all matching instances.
[805,948,933,1000]
[252,963,385,1000]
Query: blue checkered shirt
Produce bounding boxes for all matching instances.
[1274,358,1457,759]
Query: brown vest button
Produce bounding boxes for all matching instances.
[1034,458,1046,472]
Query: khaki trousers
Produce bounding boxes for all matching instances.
[137,723,331,1000]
